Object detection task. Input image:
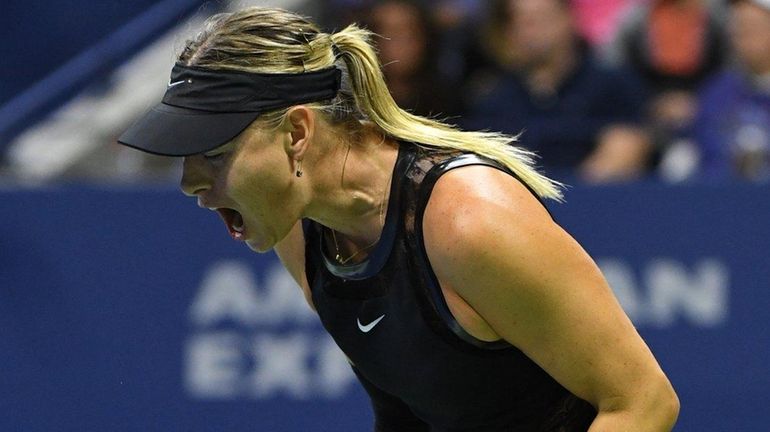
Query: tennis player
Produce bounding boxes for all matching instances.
[119,7,678,431]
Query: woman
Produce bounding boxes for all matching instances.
[119,7,679,431]
[364,0,463,118]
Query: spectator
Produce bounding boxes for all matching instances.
[692,0,770,180]
[605,0,727,170]
[464,0,651,183]
[364,0,463,118]
[319,0,484,93]
[571,0,642,48]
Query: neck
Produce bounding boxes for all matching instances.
[304,125,398,250]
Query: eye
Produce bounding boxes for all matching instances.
[201,142,233,162]
[203,151,226,162]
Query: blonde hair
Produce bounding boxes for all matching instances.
[178,7,563,200]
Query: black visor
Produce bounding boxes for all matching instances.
[118,63,342,156]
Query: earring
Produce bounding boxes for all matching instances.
[295,160,303,177]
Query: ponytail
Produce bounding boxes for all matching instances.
[330,25,563,200]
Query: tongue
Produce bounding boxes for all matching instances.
[216,208,245,240]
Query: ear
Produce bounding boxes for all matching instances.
[283,105,315,162]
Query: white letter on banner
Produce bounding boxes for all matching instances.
[597,258,644,322]
[249,332,311,399]
[645,259,729,327]
[315,336,356,398]
[185,332,243,399]
[189,261,261,326]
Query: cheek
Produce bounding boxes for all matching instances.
[227,168,277,210]
[227,158,293,222]
[226,147,286,195]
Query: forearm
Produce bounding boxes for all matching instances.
[588,408,678,432]
[588,386,680,432]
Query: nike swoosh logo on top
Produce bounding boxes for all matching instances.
[167,79,188,88]
[357,315,385,333]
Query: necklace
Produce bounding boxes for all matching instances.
[330,173,390,265]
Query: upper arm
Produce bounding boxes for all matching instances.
[273,221,314,310]
[421,166,671,412]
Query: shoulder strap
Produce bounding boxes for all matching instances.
[416,153,552,222]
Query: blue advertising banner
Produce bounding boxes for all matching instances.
[1,182,768,431]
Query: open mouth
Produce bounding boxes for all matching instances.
[215,208,245,240]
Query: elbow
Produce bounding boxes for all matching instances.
[661,379,680,428]
[598,372,680,430]
[645,373,680,430]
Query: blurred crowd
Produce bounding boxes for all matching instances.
[3,0,769,185]
[319,0,770,183]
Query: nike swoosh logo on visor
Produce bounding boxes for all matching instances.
[357,315,385,333]
[167,80,188,88]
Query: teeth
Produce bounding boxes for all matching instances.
[231,211,244,234]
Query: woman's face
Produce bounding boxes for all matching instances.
[180,124,300,253]
[730,2,770,75]
[507,0,574,68]
[372,2,427,77]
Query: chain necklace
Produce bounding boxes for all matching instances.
[330,173,390,265]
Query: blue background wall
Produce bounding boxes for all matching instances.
[0,0,202,104]
[0,0,209,147]
[1,182,768,431]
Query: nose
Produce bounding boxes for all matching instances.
[180,155,211,197]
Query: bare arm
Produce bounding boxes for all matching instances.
[422,166,679,431]
[273,221,315,311]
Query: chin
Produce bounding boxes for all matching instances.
[245,238,273,253]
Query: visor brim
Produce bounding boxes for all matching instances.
[117,103,260,156]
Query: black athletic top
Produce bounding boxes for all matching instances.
[303,144,596,431]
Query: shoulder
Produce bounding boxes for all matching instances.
[421,164,553,270]
[419,163,599,350]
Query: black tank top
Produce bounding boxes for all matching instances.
[303,144,596,431]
